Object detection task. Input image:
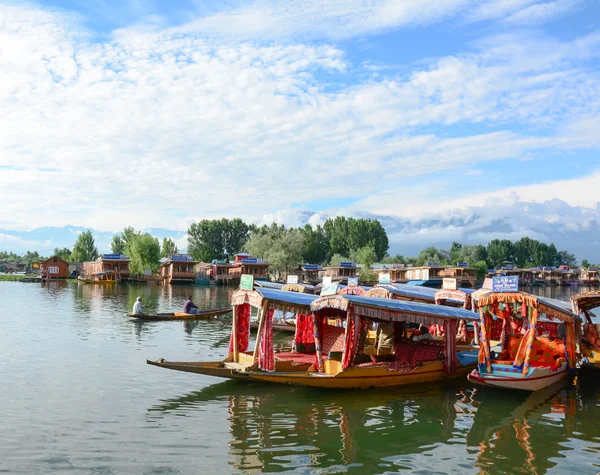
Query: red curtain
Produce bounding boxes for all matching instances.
[342,311,364,370]
[258,309,275,371]
[228,303,251,354]
[293,314,315,345]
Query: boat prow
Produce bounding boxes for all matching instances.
[146,358,250,379]
[128,307,232,321]
[467,362,569,391]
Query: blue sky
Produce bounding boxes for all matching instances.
[1,0,600,260]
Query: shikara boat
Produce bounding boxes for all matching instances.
[128,307,231,321]
[250,320,295,332]
[468,292,580,391]
[571,290,600,369]
[78,271,118,284]
[148,287,480,389]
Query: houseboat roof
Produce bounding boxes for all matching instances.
[478,292,579,322]
[231,287,318,313]
[96,254,130,261]
[311,294,479,324]
[40,255,68,264]
[571,290,600,314]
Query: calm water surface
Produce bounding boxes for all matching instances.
[1,282,600,474]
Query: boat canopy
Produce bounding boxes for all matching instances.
[311,294,479,326]
[232,287,317,313]
[254,281,285,290]
[471,288,492,303]
[434,288,475,307]
[281,283,315,294]
[369,283,465,307]
[478,292,579,323]
[571,290,600,316]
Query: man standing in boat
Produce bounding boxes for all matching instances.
[132,296,144,315]
[184,296,200,315]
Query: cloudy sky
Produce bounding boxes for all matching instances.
[1,0,600,259]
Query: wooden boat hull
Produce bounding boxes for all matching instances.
[146,359,248,379]
[128,307,231,321]
[148,357,474,389]
[467,363,569,391]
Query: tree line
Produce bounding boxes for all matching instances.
[186,217,389,277]
[2,223,590,280]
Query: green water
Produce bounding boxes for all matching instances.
[1,282,599,474]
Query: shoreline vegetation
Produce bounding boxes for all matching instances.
[1,218,593,283]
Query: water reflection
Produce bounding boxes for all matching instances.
[145,376,600,474]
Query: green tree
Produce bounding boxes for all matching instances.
[160,237,178,257]
[329,253,351,266]
[557,249,577,267]
[355,245,377,267]
[121,226,140,256]
[582,259,591,268]
[381,253,406,264]
[72,230,98,263]
[245,226,304,279]
[110,235,125,255]
[415,246,449,266]
[23,250,40,265]
[128,233,161,275]
[323,217,349,258]
[54,247,73,262]
[472,260,489,282]
[188,218,250,262]
[449,242,462,265]
[486,239,514,268]
[300,224,329,264]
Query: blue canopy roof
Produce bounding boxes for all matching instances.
[312,293,479,322]
[254,281,285,290]
[257,287,318,308]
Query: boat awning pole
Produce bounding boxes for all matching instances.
[232,305,239,363]
[252,300,268,363]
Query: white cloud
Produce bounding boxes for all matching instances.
[0,2,598,251]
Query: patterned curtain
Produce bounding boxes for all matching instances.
[520,308,539,376]
[478,309,492,373]
[443,319,457,373]
[341,310,362,370]
[228,303,251,354]
[258,309,275,371]
[293,314,315,352]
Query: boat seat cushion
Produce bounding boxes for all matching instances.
[321,325,346,354]
[274,352,316,365]
[584,324,600,348]
[411,340,444,363]
[528,338,565,369]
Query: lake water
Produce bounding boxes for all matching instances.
[1,282,600,474]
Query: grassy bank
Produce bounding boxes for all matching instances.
[0,275,79,282]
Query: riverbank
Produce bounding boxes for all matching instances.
[0,275,78,282]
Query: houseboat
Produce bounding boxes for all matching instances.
[468,289,579,391]
[148,281,480,389]
[579,268,599,286]
[323,262,358,283]
[160,254,198,284]
[371,264,409,284]
[82,254,130,281]
[302,264,323,285]
[230,253,270,282]
[212,260,234,285]
[40,255,69,280]
[571,290,600,369]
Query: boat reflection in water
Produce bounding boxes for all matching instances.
[147,377,600,474]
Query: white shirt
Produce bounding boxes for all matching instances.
[133,301,143,315]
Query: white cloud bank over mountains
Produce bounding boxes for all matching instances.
[0,1,599,260]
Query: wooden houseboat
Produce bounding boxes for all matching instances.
[82,254,130,281]
[40,255,69,280]
[579,268,599,286]
[468,291,579,391]
[371,264,409,284]
[302,264,323,284]
[160,254,198,284]
[323,262,358,283]
[148,286,480,389]
[77,271,118,284]
[230,253,270,282]
[571,290,600,369]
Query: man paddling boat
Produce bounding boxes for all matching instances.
[132,296,144,315]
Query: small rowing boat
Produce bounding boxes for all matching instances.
[127,307,232,321]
